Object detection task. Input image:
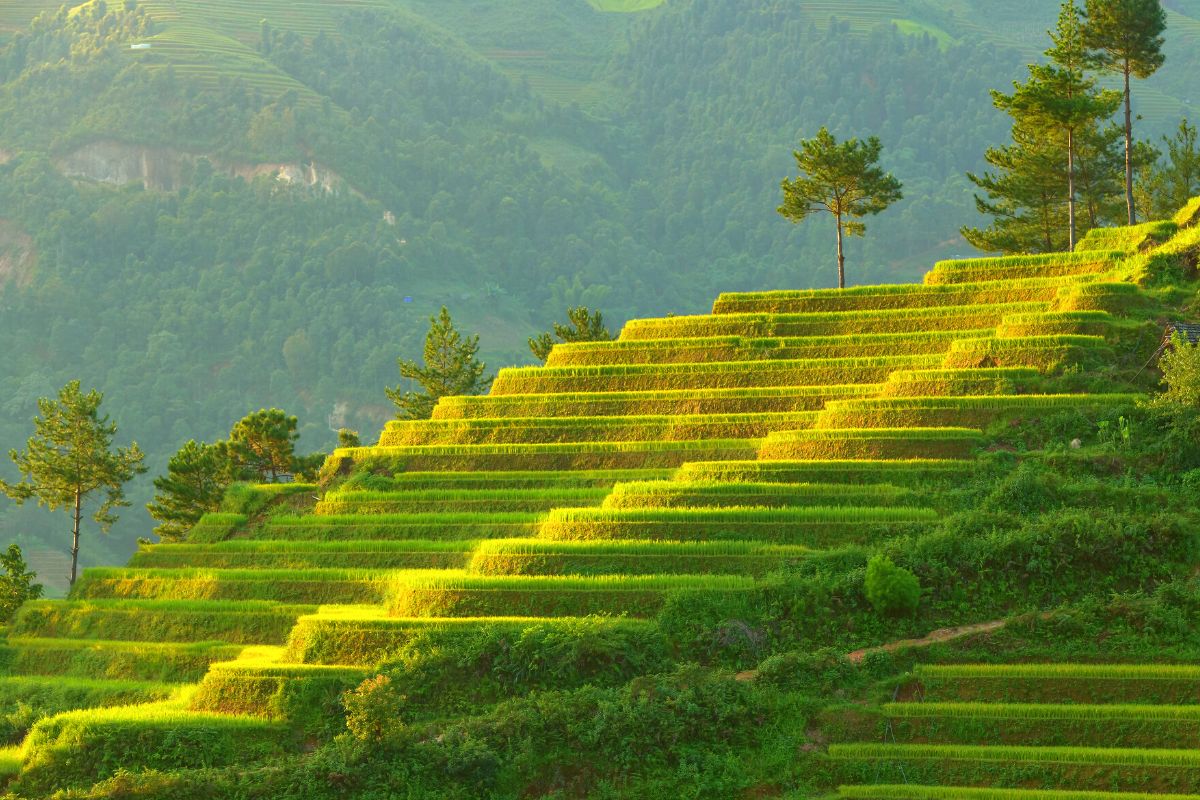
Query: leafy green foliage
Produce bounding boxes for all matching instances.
[778,127,903,288]
[0,544,42,623]
[1137,119,1200,220]
[0,381,145,585]
[864,554,922,616]
[529,306,614,363]
[228,409,299,483]
[146,440,231,542]
[386,308,491,421]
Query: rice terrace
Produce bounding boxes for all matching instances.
[2,0,1200,797]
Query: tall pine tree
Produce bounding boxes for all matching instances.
[1083,0,1167,225]
[989,0,1120,250]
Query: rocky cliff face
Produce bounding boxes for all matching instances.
[53,140,349,194]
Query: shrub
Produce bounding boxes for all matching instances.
[864,554,921,616]
[0,544,42,623]
[343,674,404,743]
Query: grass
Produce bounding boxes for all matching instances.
[539,505,937,543]
[1174,196,1200,227]
[884,701,1200,721]
[917,663,1200,680]
[602,480,915,508]
[316,487,610,514]
[0,638,242,683]
[432,385,873,418]
[490,354,942,393]
[131,539,476,569]
[838,788,1200,800]
[879,368,1045,397]
[11,599,316,644]
[996,311,1115,338]
[467,538,810,576]
[675,458,974,485]
[328,439,761,471]
[545,330,991,366]
[285,609,658,665]
[815,394,1140,429]
[1075,221,1177,253]
[379,411,819,445]
[386,570,755,618]
[711,276,1085,314]
[261,512,542,541]
[943,335,1113,372]
[71,567,391,604]
[620,301,1050,340]
[925,251,1122,285]
[375,469,670,489]
[827,742,1200,767]
[759,427,984,460]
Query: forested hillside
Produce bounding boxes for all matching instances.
[1,0,1198,580]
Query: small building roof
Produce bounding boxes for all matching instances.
[1164,322,1200,345]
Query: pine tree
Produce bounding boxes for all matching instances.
[0,381,145,585]
[146,440,231,541]
[529,306,615,364]
[1083,0,1167,224]
[964,121,1069,254]
[1139,118,1200,219]
[993,0,1121,250]
[387,307,491,420]
[228,409,299,483]
[778,127,903,289]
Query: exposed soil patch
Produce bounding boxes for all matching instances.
[846,619,1009,663]
[0,218,35,288]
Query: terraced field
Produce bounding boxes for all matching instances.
[832,663,1200,793]
[0,212,1197,795]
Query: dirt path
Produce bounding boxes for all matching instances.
[846,618,1009,663]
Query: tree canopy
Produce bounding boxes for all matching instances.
[387,308,491,420]
[777,127,903,289]
[529,307,615,364]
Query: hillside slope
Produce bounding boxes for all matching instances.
[2,0,1199,583]
[0,202,1196,796]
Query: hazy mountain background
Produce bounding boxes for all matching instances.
[2,0,1198,589]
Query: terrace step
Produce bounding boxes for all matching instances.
[491,354,942,394]
[130,540,476,570]
[838,786,1200,800]
[619,301,1051,340]
[537,505,938,544]
[0,637,242,682]
[600,480,917,509]
[9,600,315,645]
[915,663,1200,705]
[758,428,984,461]
[70,567,392,605]
[545,329,989,366]
[380,411,818,446]
[315,487,609,515]
[711,274,1089,314]
[942,335,1114,373]
[384,570,755,619]
[189,645,365,719]
[878,368,1044,397]
[675,459,975,485]
[923,250,1121,285]
[327,439,761,472]
[827,743,1200,792]
[0,675,179,722]
[380,469,672,490]
[258,512,542,541]
[813,394,1139,430]
[466,538,810,576]
[883,701,1200,748]
[284,607,660,665]
[431,385,875,419]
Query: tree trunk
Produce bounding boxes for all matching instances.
[1123,61,1135,226]
[1067,127,1077,252]
[835,213,845,290]
[70,488,81,587]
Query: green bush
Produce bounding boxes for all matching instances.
[864,554,921,616]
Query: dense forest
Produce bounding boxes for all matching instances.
[1,0,1197,581]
